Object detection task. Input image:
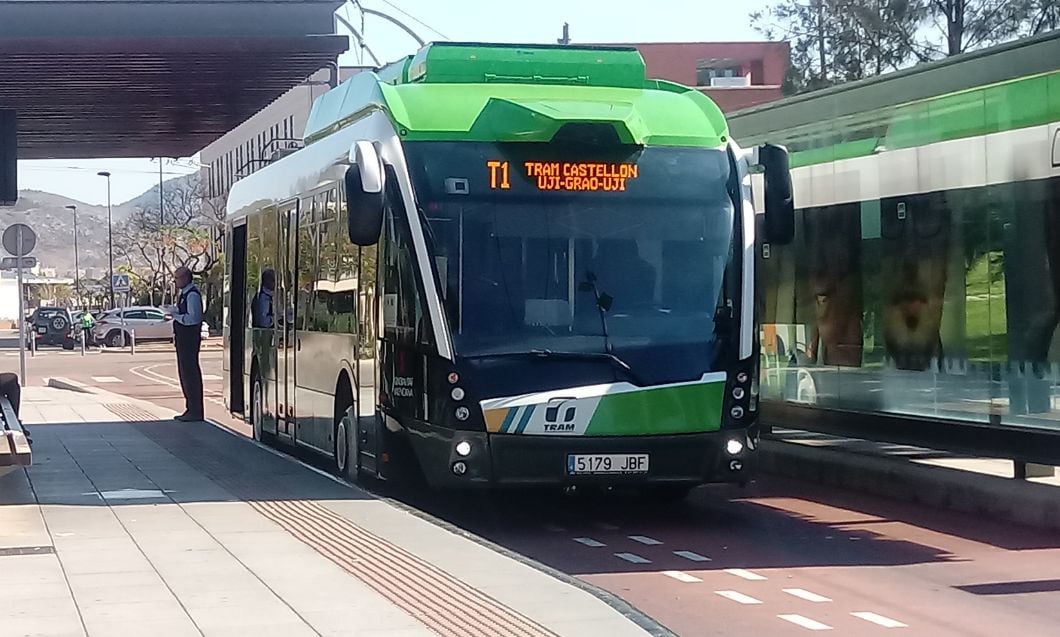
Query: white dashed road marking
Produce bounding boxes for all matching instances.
[783,588,832,603]
[661,570,701,583]
[725,568,767,581]
[91,376,123,383]
[628,535,663,545]
[595,522,620,531]
[673,550,711,562]
[778,614,832,631]
[573,537,606,547]
[614,552,651,564]
[715,590,763,605]
[851,612,907,628]
[203,374,223,381]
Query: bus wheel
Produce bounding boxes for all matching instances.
[251,375,265,442]
[334,389,356,479]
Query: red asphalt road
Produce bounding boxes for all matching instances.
[14,347,1060,637]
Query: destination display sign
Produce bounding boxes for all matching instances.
[487,160,639,193]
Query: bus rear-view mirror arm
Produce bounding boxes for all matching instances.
[757,143,795,245]
[345,140,385,246]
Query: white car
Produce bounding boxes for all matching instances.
[92,306,210,347]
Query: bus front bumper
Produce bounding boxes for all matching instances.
[406,423,758,489]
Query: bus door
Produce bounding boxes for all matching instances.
[277,201,299,437]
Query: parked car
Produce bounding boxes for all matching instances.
[92,306,209,347]
[26,307,76,350]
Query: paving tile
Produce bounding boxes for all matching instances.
[0,503,51,547]
[0,616,85,637]
[193,621,317,637]
[78,618,198,637]
[79,600,197,635]
[180,502,282,534]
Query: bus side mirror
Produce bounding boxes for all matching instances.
[345,140,385,246]
[759,143,794,245]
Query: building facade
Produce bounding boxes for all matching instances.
[625,42,790,112]
[200,66,368,204]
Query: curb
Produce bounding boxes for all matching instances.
[759,439,1060,532]
[45,376,96,394]
[44,377,177,420]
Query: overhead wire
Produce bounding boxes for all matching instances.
[371,0,449,40]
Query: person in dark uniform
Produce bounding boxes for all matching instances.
[169,266,204,421]
[253,268,275,328]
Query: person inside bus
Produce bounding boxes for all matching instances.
[253,268,275,328]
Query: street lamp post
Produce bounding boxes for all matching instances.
[65,204,80,305]
[97,171,115,308]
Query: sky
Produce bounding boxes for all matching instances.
[16,0,771,205]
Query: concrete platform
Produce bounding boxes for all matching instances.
[0,386,657,637]
[761,427,1060,532]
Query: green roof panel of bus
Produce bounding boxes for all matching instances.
[303,42,729,148]
[406,42,646,88]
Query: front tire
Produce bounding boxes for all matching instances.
[107,330,126,348]
[251,374,268,442]
[334,388,357,480]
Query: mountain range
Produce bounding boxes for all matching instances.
[0,173,199,277]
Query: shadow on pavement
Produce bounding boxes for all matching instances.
[4,419,369,508]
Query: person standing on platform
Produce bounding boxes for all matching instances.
[169,266,204,421]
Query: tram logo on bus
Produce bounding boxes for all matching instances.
[543,398,577,432]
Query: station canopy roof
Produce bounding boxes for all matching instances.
[0,0,348,159]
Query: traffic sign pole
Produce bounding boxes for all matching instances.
[4,224,36,384]
[16,237,25,380]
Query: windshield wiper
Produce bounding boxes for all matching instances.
[579,270,614,350]
[469,349,645,386]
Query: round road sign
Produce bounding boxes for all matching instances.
[2,223,36,257]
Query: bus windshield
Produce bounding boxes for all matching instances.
[405,142,736,364]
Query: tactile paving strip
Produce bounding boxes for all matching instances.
[105,403,162,422]
[251,498,558,637]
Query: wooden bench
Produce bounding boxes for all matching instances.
[0,395,30,477]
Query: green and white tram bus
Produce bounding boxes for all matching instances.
[735,32,1060,436]
[222,42,794,492]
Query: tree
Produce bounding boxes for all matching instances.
[114,173,223,306]
[919,0,1029,57]
[751,0,924,93]
[753,0,1053,96]
[1017,0,1060,34]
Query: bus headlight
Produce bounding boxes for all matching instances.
[455,406,470,421]
[736,371,749,384]
[726,438,744,455]
[451,387,466,401]
[732,387,746,400]
[455,440,472,457]
[730,406,745,420]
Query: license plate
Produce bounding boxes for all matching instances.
[36,327,46,334]
[567,453,649,475]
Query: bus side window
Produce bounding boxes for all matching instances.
[331,188,358,334]
[246,212,262,327]
[380,177,432,348]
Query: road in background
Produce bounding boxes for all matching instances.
[15,344,1060,637]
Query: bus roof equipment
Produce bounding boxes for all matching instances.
[303,42,729,149]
